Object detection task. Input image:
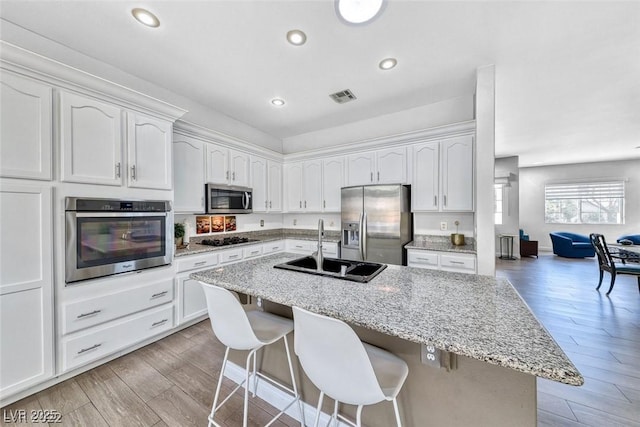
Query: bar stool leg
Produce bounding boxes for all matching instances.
[332,400,339,427]
[313,392,325,427]
[355,405,364,427]
[392,397,403,427]
[243,349,258,427]
[282,336,305,426]
[209,347,230,427]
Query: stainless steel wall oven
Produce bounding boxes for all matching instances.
[65,197,172,284]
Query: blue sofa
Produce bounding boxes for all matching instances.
[550,232,595,258]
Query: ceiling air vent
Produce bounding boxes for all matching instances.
[329,89,357,104]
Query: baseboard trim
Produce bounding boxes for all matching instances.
[224,361,350,427]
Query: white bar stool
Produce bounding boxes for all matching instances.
[293,306,409,427]
[200,282,304,427]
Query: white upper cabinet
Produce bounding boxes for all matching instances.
[441,136,474,211]
[347,147,406,186]
[60,91,123,186]
[267,160,283,212]
[173,135,206,213]
[284,162,304,212]
[303,159,322,211]
[251,157,282,213]
[412,135,474,212]
[127,112,172,190]
[322,156,344,212]
[0,72,53,180]
[206,144,250,187]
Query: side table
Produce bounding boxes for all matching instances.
[520,240,539,258]
[499,234,517,260]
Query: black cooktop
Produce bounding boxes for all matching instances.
[200,237,259,247]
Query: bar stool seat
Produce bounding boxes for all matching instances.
[293,306,409,427]
[200,282,304,427]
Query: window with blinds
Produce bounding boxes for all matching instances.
[545,181,625,224]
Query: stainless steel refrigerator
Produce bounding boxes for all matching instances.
[341,185,412,265]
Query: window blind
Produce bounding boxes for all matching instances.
[545,181,625,200]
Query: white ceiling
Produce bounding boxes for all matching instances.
[1,1,639,167]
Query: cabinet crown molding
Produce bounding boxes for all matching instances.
[284,120,476,162]
[0,41,187,122]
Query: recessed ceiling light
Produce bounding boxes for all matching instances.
[336,0,385,25]
[379,58,397,70]
[131,8,160,28]
[286,30,307,46]
[271,98,285,107]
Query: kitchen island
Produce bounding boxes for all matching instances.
[191,253,582,426]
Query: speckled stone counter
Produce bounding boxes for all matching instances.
[191,253,582,386]
[174,228,340,257]
[405,234,476,254]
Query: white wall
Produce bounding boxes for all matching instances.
[0,19,283,153]
[520,159,640,251]
[282,95,474,154]
[495,157,520,256]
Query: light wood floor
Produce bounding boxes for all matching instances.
[2,254,639,426]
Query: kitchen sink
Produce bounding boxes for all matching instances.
[274,256,387,283]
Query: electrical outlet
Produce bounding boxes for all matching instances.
[260,219,264,227]
[440,222,448,231]
[293,219,297,226]
[329,221,334,227]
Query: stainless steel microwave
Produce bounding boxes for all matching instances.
[205,184,252,214]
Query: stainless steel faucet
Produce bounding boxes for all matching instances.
[312,218,324,271]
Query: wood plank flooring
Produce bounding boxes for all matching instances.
[498,254,640,426]
[2,253,639,426]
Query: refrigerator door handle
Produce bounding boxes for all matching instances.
[361,212,368,260]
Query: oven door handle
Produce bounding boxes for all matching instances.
[71,212,168,218]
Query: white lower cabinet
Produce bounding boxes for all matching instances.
[407,249,476,274]
[0,184,54,398]
[175,252,220,325]
[286,239,339,257]
[61,304,174,372]
[262,240,285,255]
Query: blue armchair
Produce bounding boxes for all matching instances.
[550,232,595,258]
[617,234,640,245]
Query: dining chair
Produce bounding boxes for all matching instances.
[589,233,640,295]
[200,282,304,427]
[292,306,409,427]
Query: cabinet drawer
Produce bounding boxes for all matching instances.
[220,248,243,264]
[287,240,313,253]
[243,245,263,259]
[176,253,219,273]
[323,242,339,257]
[440,254,476,272]
[263,240,284,254]
[62,304,173,372]
[408,250,439,267]
[63,278,173,334]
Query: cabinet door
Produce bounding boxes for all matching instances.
[347,152,375,186]
[60,91,123,185]
[0,184,53,397]
[230,150,250,187]
[0,72,52,180]
[250,156,268,212]
[127,113,172,190]
[441,136,474,211]
[173,135,206,213]
[206,144,229,184]
[376,147,406,184]
[284,162,303,212]
[412,142,439,211]
[267,161,283,211]
[303,160,322,211]
[322,157,344,212]
[178,276,208,324]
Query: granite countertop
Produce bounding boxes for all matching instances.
[191,253,583,386]
[405,235,476,254]
[174,228,341,257]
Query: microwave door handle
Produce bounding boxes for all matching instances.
[243,192,249,209]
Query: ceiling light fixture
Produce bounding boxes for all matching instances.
[286,30,307,46]
[271,98,285,107]
[336,0,385,25]
[131,8,160,28]
[379,58,397,70]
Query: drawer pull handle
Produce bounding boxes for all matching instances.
[152,319,168,327]
[250,251,259,255]
[417,257,430,261]
[295,245,303,248]
[449,261,465,264]
[229,254,239,259]
[194,261,207,266]
[151,291,168,298]
[272,247,279,250]
[77,343,101,355]
[77,310,101,319]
